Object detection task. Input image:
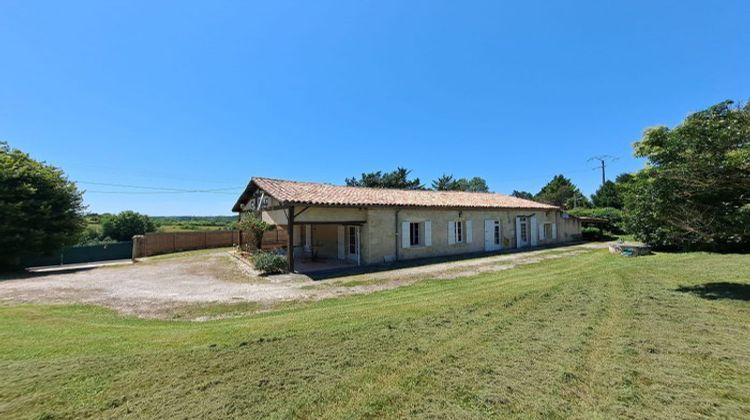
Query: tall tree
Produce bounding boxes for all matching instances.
[455,177,490,193]
[432,175,490,192]
[535,174,590,209]
[615,173,633,185]
[511,190,534,200]
[624,100,750,251]
[432,174,459,191]
[590,180,623,209]
[345,167,424,190]
[0,142,85,269]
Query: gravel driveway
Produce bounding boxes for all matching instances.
[0,251,316,318]
[0,244,604,319]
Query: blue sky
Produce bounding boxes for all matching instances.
[2,1,748,215]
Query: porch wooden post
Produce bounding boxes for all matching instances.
[287,206,295,272]
[237,212,242,250]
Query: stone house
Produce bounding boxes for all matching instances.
[232,177,582,272]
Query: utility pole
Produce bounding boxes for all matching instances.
[588,155,618,186]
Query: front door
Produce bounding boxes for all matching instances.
[516,216,530,248]
[484,219,502,251]
[346,225,360,264]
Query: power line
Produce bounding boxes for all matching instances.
[76,181,243,194]
[84,190,237,195]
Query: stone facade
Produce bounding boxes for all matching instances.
[258,205,582,266]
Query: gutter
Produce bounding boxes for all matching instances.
[394,208,401,262]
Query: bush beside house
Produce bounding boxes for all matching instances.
[252,251,288,274]
[237,212,274,251]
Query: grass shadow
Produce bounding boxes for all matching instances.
[675,282,750,301]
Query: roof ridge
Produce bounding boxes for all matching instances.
[232,176,559,212]
[254,176,518,198]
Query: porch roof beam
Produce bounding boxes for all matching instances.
[294,206,310,218]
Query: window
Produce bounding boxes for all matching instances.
[520,219,528,242]
[409,222,420,246]
[544,223,553,241]
[348,226,357,254]
[494,221,501,245]
[455,220,464,243]
[403,220,431,248]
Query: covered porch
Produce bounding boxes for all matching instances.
[232,180,371,273]
[252,204,368,273]
[286,219,364,273]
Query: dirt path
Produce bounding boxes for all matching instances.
[0,243,606,318]
[318,242,606,292]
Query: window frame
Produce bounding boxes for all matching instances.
[455,220,464,243]
[520,220,528,242]
[493,221,501,245]
[409,222,421,246]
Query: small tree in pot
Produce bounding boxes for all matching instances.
[237,212,274,251]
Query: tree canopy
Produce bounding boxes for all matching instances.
[535,174,590,209]
[431,174,490,192]
[511,190,534,200]
[345,167,424,190]
[624,100,750,251]
[0,142,85,269]
[455,177,490,193]
[590,180,624,209]
[101,211,157,242]
[431,174,458,191]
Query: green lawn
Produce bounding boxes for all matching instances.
[1,250,749,418]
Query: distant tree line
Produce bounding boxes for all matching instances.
[345,166,631,212]
[79,211,157,244]
[80,214,238,245]
[345,167,491,192]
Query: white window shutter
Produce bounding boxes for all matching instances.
[539,223,546,241]
[448,221,456,245]
[552,223,558,241]
[466,220,473,243]
[530,216,538,246]
[484,219,493,249]
[401,221,411,249]
[424,221,432,246]
[515,217,522,248]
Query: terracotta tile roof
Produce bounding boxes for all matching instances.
[233,177,558,212]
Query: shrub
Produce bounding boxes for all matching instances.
[101,211,156,241]
[568,207,625,234]
[252,251,288,275]
[238,212,274,250]
[581,227,604,241]
[581,227,618,242]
